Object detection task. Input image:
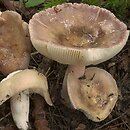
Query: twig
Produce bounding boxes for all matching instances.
[122,119,130,130]
[0,112,11,122]
[30,55,39,66]
[31,51,39,56]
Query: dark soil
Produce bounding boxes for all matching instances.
[0,1,130,130]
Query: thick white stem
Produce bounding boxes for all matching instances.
[11,90,29,130]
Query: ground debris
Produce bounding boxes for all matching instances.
[32,95,50,130]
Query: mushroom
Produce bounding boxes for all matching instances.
[0,69,53,106]
[0,10,31,130]
[29,3,129,121]
[29,3,129,65]
[64,67,118,122]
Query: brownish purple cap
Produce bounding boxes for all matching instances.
[0,11,31,75]
[29,3,129,65]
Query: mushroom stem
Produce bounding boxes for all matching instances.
[0,69,53,106]
[10,90,30,130]
[67,65,85,78]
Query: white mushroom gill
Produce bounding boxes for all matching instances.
[0,69,53,106]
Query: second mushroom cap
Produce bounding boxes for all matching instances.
[0,10,31,75]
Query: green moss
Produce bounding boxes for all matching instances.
[81,0,102,6]
[23,0,44,8]
[44,0,69,9]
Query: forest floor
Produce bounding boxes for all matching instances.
[0,0,130,130]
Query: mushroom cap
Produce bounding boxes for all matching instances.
[0,11,31,75]
[65,67,118,122]
[29,3,129,65]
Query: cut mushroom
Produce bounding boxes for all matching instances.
[0,10,32,130]
[29,3,129,65]
[63,67,118,122]
[0,69,53,106]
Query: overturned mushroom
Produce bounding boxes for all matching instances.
[0,10,31,130]
[64,67,118,122]
[0,69,53,106]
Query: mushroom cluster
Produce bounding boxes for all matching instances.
[0,2,129,130]
[29,3,129,122]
